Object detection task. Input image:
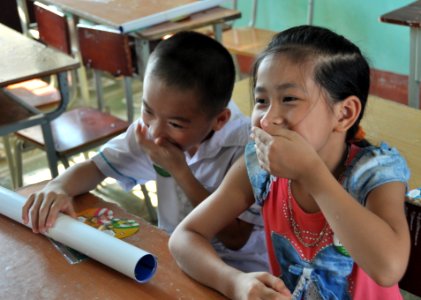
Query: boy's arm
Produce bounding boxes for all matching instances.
[171,164,254,250]
[22,160,105,233]
[136,123,254,249]
[169,157,291,299]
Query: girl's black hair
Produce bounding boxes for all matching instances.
[147,31,235,117]
[252,25,370,145]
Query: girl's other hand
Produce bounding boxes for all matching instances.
[251,126,320,181]
[233,272,291,300]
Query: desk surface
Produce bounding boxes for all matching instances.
[39,0,240,37]
[0,23,79,87]
[0,182,226,299]
[380,0,421,28]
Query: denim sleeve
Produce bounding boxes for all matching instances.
[342,143,410,206]
[244,142,274,206]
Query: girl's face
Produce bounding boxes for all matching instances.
[141,75,220,154]
[252,53,339,153]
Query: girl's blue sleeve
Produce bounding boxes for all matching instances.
[343,143,410,206]
[244,142,273,206]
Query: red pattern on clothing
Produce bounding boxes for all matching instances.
[261,144,402,299]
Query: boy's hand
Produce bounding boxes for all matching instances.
[135,123,187,176]
[233,272,291,300]
[251,126,321,181]
[22,186,76,234]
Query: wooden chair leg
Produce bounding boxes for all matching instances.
[123,76,134,123]
[60,157,70,169]
[13,139,23,188]
[140,184,157,224]
[2,136,18,189]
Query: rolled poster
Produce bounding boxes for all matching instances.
[0,186,157,283]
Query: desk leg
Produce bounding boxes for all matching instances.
[2,136,18,188]
[134,39,150,80]
[41,123,59,178]
[123,77,134,123]
[409,27,421,108]
[41,72,71,179]
[307,0,315,25]
[67,14,91,105]
[213,23,223,42]
[15,0,30,36]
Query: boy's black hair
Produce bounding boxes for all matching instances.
[253,25,370,145]
[147,31,235,117]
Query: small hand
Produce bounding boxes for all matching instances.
[22,187,76,234]
[251,126,320,181]
[233,272,291,300]
[135,123,187,176]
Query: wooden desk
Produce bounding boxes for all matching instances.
[35,0,241,78]
[380,1,421,108]
[0,181,226,299]
[0,23,79,184]
[361,96,421,190]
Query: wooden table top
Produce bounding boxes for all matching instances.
[38,0,240,37]
[0,23,79,87]
[380,0,421,28]
[0,182,226,299]
[137,6,241,40]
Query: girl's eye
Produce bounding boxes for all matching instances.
[169,122,184,129]
[143,108,152,115]
[283,96,298,102]
[254,98,267,104]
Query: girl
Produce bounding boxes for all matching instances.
[169,25,410,299]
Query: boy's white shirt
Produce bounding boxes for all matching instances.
[91,101,268,272]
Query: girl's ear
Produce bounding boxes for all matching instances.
[212,108,231,131]
[334,96,362,133]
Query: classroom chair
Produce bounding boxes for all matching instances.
[2,2,69,188]
[13,2,130,186]
[220,0,276,77]
[13,3,157,223]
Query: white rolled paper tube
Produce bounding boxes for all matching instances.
[0,186,157,283]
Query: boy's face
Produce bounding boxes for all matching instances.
[141,75,220,154]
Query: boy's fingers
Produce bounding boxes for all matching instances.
[22,194,35,224]
[43,193,62,229]
[38,193,56,233]
[30,193,45,233]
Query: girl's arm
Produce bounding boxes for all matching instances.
[305,164,410,287]
[253,126,410,286]
[22,160,106,233]
[169,156,291,299]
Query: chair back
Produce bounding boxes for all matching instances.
[77,25,136,76]
[34,1,71,55]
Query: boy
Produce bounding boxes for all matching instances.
[22,31,268,272]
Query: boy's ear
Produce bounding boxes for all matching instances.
[212,108,231,131]
[334,96,362,133]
